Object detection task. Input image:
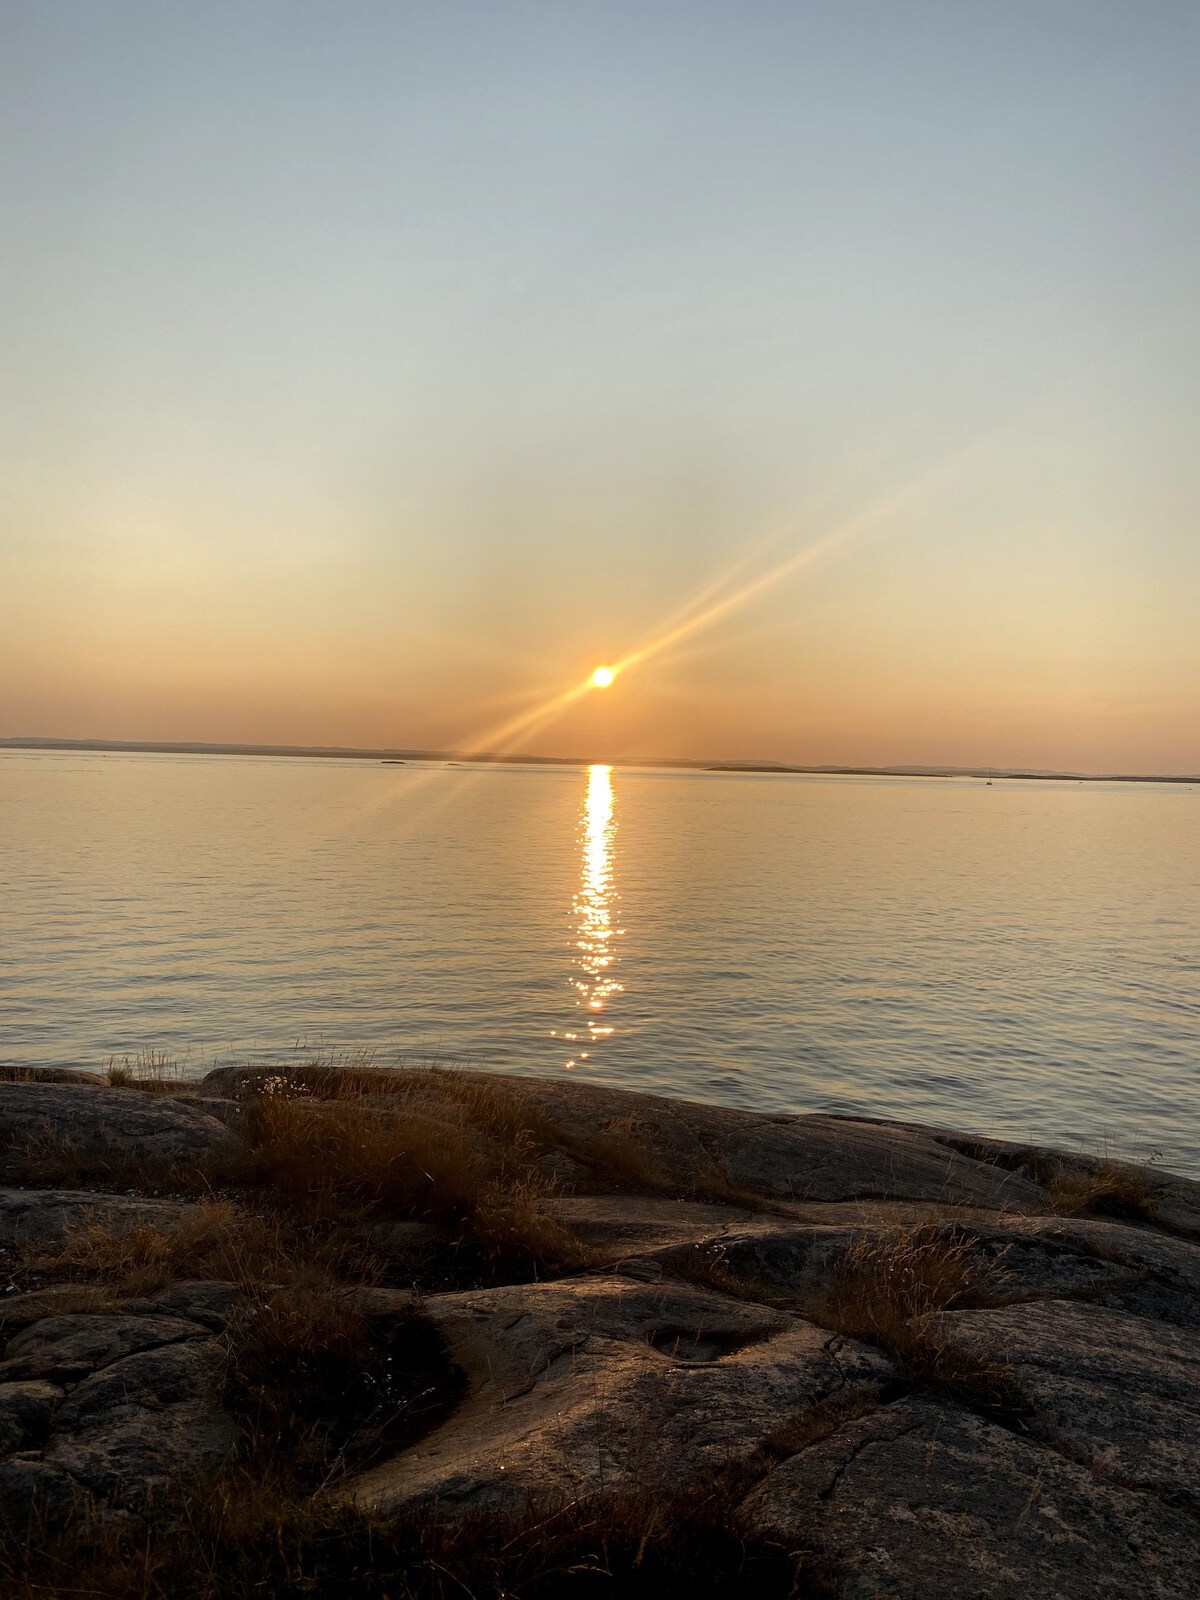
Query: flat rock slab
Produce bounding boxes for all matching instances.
[351,1274,891,1514]
[979,1214,1200,1333]
[649,1221,865,1304]
[550,1204,1162,1310]
[929,1129,1200,1239]
[960,1219,1166,1303]
[449,1074,1056,1209]
[0,1083,238,1166]
[932,1299,1200,1508]
[624,1210,1199,1324]
[548,1175,1200,1332]
[0,1068,105,1085]
[544,1194,760,1257]
[0,1187,186,1246]
[742,1393,1199,1600]
[998,1214,1200,1288]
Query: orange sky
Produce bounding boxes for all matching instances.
[3,4,1198,774]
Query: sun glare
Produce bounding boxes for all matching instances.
[591,665,615,688]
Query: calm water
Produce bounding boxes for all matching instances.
[2,751,1198,1175]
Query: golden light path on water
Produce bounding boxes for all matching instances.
[555,764,621,1069]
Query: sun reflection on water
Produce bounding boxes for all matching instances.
[560,764,623,1067]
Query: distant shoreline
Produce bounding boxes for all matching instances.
[2,735,1197,785]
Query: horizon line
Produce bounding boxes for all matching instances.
[2,735,1197,787]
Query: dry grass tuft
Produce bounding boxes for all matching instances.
[13,1201,366,1297]
[208,1055,495,1107]
[225,1276,370,1417]
[0,1470,797,1600]
[3,1059,774,1289]
[419,1077,772,1211]
[470,1174,589,1268]
[947,1135,1169,1228]
[420,1069,564,1147]
[229,1092,587,1278]
[571,1117,669,1193]
[0,1127,90,1184]
[105,1049,189,1094]
[819,1225,984,1328]
[212,1064,696,1199]
[3,1086,590,1287]
[0,1130,211,1192]
[809,1224,1025,1416]
[195,1063,773,1215]
[238,1094,490,1210]
[218,1273,435,1484]
[1039,1156,1165,1224]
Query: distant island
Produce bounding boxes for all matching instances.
[1,735,1196,785]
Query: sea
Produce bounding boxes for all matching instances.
[2,749,1197,1176]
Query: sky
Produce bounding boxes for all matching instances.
[2,1,1198,772]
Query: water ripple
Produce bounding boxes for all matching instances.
[1,752,1197,1175]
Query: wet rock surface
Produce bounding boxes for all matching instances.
[2,1069,1198,1595]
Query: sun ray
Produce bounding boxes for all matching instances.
[609,414,1015,683]
[347,406,1024,837]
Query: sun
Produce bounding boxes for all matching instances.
[590,665,616,689]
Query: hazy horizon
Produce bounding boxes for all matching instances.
[4,3,1199,772]
[6,733,1200,783]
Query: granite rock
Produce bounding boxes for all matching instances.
[742,1393,1200,1600]
[351,1274,891,1514]
[931,1298,1200,1509]
[0,1187,186,1247]
[0,1083,239,1167]
[1,1312,208,1384]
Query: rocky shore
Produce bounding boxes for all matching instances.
[1,1063,1197,1598]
